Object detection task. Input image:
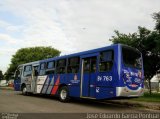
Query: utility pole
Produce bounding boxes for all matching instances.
[157,73,160,92]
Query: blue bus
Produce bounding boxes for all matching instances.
[14,44,144,102]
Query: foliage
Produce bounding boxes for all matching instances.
[153,11,160,33]
[5,46,60,80]
[132,92,160,102]
[0,70,3,80]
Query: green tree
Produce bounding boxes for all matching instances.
[153,11,160,33]
[5,46,60,80]
[110,12,160,94]
[0,70,3,80]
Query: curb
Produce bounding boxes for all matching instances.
[105,100,160,110]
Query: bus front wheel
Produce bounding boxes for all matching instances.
[59,86,70,102]
[22,85,27,95]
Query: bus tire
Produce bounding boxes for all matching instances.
[59,86,70,102]
[21,85,27,95]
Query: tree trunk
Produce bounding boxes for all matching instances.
[158,74,160,92]
[148,79,152,95]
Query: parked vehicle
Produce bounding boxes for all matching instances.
[14,44,144,102]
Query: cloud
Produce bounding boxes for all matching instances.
[2,0,160,51]
[0,33,17,44]
[0,20,9,27]
[0,0,160,72]
[0,47,17,55]
[0,20,23,33]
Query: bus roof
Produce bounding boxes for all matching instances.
[18,61,39,67]
[19,43,139,65]
[40,43,119,63]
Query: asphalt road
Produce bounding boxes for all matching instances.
[0,89,159,113]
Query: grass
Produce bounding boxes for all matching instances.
[132,92,160,103]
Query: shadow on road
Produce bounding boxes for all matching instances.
[17,92,132,110]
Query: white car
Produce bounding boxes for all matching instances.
[0,83,8,87]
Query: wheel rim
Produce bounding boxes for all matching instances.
[22,87,27,94]
[60,89,67,100]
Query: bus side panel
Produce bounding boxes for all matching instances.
[50,74,60,95]
[14,66,23,91]
[95,72,116,99]
[41,76,50,94]
[95,46,118,99]
[96,87,115,99]
[59,74,67,84]
[68,85,80,97]
[116,44,124,87]
[36,75,47,93]
[82,73,90,97]
[48,74,67,95]
[46,74,54,94]
[14,79,21,91]
[89,73,96,98]
[67,73,80,97]
[25,76,32,92]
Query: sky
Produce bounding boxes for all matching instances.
[0,0,160,73]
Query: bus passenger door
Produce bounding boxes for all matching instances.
[14,67,22,91]
[81,56,97,98]
[31,65,39,93]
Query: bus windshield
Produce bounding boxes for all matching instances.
[122,46,142,69]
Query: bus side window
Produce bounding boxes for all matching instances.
[39,63,46,75]
[46,61,55,75]
[15,67,22,79]
[84,59,90,73]
[23,65,32,77]
[99,50,114,72]
[33,66,39,76]
[83,57,96,73]
[56,59,66,74]
[67,57,80,73]
[90,58,96,72]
